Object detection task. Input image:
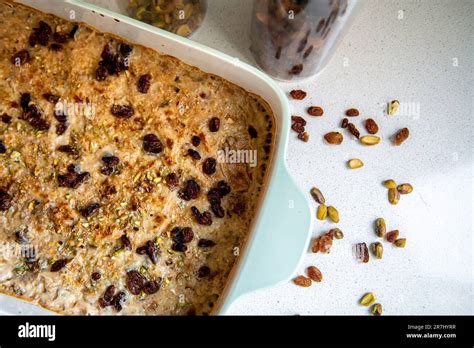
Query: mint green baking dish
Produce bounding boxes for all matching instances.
[4,0,313,315]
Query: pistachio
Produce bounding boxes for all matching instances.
[388,188,400,205]
[331,228,344,239]
[293,275,312,287]
[327,206,339,223]
[348,158,364,169]
[310,187,325,204]
[359,292,376,306]
[397,183,413,194]
[388,100,400,115]
[371,242,383,259]
[360,135,381,145]
[307,266,323,282]
[371,303,383,315]
[394,238,406,248]
[375,218,386,238]
[386,230,399,243]
[383,179,397,189]
[317,204,327,220]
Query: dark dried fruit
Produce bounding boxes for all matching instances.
[178,179,200,200]
[197,239,216,248]
[207,188,221,205]
[95,66,108,81]
[202,158,217,175]
[53,32,69,43]
[112,291,126,312]
[291,115,306,134]
[198,265,210,278]
[211,203,225,218]
[191,206,212,225]
[102,155,120,166]
[0,190,12,211]
[171,242,187,252]
[80,203,100,218]
[51,258,69,272]
[110,104,134,118]
[187,148,201,160]
[58,169,90,189]
[103,285,116,303]
[365,118,379,134]
[298,132,309,142]
[248,125,258,138]
[120,235,132,251]
[307,266,322,282]
[191,135,201,146]
[38,21,52,35]
[345,108,359,117]
[347,123,360,139]
[307,106,324,116]
[50,43,63,51]
[11,50,30,66]
[293,275,312,287]
[142,133,163,154]
[232,200,246,216]
[143,279,160,294]
[57,144,78,155]
[118,43,133,57]
[91,272,101,281]
[166,172,179,189]
[56,123,68,135]
[170,227,194,244]
[20,93,31,111]
[0,140,6,154]
[137,74,151,94]
[1,114,12,124]
[43,93,60,104]
[386,230,399,243]
[136,240,159,264]
[324,132,343,144]
[126,270,147,295]
[289,89,307,100]
[208,117,220,132]
[394,127,409,145]
[341,118,349,128]
[54,109,68,123]
[69,25,79,38]
[217,180,231,196]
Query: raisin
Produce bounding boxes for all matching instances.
[211,203,225,218]
[347,123,360,139]
[120,235,132,250]
[11,50,30,66]
[43,93,60,104]
[289,90,306,100]
[29,117,50,131]
[182,227,194,243]
[207,188,221,205]
[142,133,163,154]
[80,203,100,218]
[54,109,68,123]
[112,291,126,312]
[126,270,147,295]
[102,155,120,166]
[58,169,90,189]
[345,108,359,117]
[15,230,29,244]
[202,158,217,175]
[166,172,179,189]
[57,145,78,155]
[137,74,151,94]
[69,25,79,38]
[171,242,187,252]
[232,201,246,216]
[29,32,38,46]
[197,239,216,248]
[110,104,134,118]
[1,114,12,124]
[20,93,31,111]
[187,149,201,160]
[178,179,200,200]
[103,285,116,303]
[50,43,63,51]
[248,125,258,138]
[198,265,210,278]
[50,259,69,272]
[95,66,108,81]
[394,128,409,146]
[217,180,231,196]
[324,132,343,144]
[143,279,160,294]
[307,106,324,116]
[56,123,68,135]
[289,64,303,75]
[0,140,7,154]
[341,118,349,128]
[191,135,201,146]
[365,118,379,134]
[136,240,159,264]
[191,206,212,226]
[53,32,69,43]
[91,272,101,281]
[38,21,52,35]
[208,117,220,132]
[118,43,133,57]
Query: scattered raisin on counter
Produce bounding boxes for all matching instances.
[289,89,306,100]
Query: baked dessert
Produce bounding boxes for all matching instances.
[0,1,274,315]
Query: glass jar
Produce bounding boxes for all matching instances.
[128,0,207,37]
[250,0,361,81]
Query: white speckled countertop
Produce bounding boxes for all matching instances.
[91,0,473,315]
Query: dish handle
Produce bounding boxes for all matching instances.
[218,163,313,314]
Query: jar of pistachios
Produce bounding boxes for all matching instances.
[128,0,207,37]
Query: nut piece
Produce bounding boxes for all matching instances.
[365,118,379,134]
[317,204,327,220]
[346,108,359,117]
[388,100,400,115]
[371,242,384,259]
[310,187,325,204]
[359,292,376,306]
[293,275,312,287]
[371,303,383,315]
[307,266,323,282]
[388,188,400,205]
[360,135,381,145]
[383,179,397,189]
[375,218,386,238]
[347,123,360,139]
[386,230,399,243]
[327,206,339,223]
[394,127,409,145]
[330,228,344,239]
[307,106,324,116]
[290,90,307,100]
[394,238,407,248]
[324,132,343,145]
[348,158,364,169]
[356,243,370,263]
[298,131,309,142]
[397,183,413,194]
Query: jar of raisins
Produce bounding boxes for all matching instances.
[250,0,362,81]
[128,0,207,37]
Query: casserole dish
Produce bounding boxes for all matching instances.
[0,0,312,315]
